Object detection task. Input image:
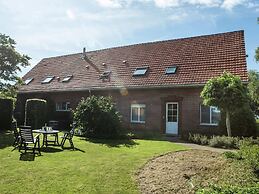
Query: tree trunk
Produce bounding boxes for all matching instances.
[226,110,231,137]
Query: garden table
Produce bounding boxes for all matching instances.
[33,129,60,147]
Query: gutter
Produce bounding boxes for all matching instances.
[17,83,206,94]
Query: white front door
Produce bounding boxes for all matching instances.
[166,102,178,135]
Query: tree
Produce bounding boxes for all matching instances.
[255,47,259,63]
[0,33,30,98]
[248,70,259,115]
[201,72,248,137]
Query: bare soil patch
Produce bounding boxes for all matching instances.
[136,149,236,194]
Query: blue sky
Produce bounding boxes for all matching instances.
[0,0,258,77]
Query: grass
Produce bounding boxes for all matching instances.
[0,131,187,194]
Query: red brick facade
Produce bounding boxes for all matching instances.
[16,86,221,137]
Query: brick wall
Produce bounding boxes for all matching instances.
[16,87,220,136]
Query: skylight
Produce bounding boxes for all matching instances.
[100,71,111,79]
[165,66,177,74]
[41,76,54,84]
[24,78,33,85]
[62,75,73,82]
[133,67,148,76]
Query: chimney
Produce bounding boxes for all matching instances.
[82,47,87,60]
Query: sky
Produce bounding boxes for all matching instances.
[0,0,258,77]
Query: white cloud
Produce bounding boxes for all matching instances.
[221,0,245,10]
[168,12,188,21]
[154,0,180,8]
[95,0,122,8]
[187,0,221,7]
[66,9,76,20]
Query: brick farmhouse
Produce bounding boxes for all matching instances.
[16,30,248,137]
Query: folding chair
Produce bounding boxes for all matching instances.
[60,125,75,150]
[12,121,21,148]
[19,126,41,155]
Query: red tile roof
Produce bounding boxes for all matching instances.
[19,30,248,93]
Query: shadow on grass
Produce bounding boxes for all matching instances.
[0,130,14,149]
[19,152,35,161]
[40,147,63,153]
[62,147,86,153]
[82,137,139,148]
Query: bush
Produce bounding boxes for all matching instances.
[73,96,122,139]
[0,98,13,130]
[188,133,209,145]
[209,135,239,149]
[219,104,257,137]
[25,99,47,129]
[197,184,259,194]
[239,144,259,173]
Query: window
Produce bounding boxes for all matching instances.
[131,104,146,123]
[165,66,177,74]
[62,75,73,82]
[56,102,71,111]
[42,76,54,84]
[200,105,220,125]
[133,67,148,76]
[100,71,111,79]
[24,78,33,85]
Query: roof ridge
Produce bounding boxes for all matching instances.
[42,30,244,60]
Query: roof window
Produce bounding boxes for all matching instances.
[165,66,177,74]
[100,71,111,80]
[133,67,148,76]
[41,76,54,84]
[24,78,33,85]
[62,75,73,82]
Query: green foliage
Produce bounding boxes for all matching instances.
[255,47,259,62]
[197,184,259,194]
[219,104,257,137]
[188,133,209,145]
[0,33,30,98]
[201,72,248,111]
[25,99,47,129]
[239,144,259,172]
[248,70,259,115]
[73,96,122,139]
[224,151,241,160]
[0,98,13,130]
[209,135,240,149]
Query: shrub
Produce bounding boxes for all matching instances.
[219,104,257,137]
[208,135,239,149]
[0,98,13,130]
[73,96,122,139]
[188,133,209,145]
[197,184,259,194]
[239,144,259,173]
[25,99,47,129]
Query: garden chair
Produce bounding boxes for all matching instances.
[12,121,21,148]
[19,126,41,155]
[60,124,75,150]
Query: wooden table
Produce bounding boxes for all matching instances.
[33,129,60,147]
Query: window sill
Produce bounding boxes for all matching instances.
[131,121,145,124]
[200,123,218,126]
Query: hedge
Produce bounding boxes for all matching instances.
[25,99,47,129]
[0,98,13,130]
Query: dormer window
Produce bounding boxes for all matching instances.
[62,75,73,82]
[24,78,33,85]
[41,76,54,84]
[100,71,111,79]
[133,67,148,76]
[165,66,177,74]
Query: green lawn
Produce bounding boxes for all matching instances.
[0,131,187,194]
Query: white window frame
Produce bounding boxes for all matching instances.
[131,104,146,123]
[200,105,220,126]
[56,102,71,112]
